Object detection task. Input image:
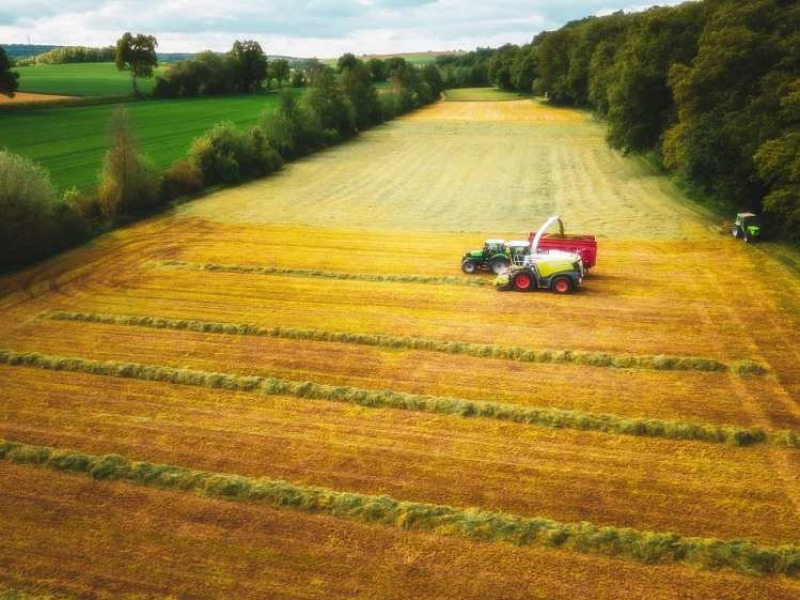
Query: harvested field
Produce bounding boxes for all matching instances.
[4,463,800,600]
[8,362,800,545]
[2,94,800,597]
[0,92,74,104]
[179,101,711,238]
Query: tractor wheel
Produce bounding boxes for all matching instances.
[551,276,574,294]
[513,272,534,291]
[490,258,510,275]
[732,228,740,238]
[461,260,477,274]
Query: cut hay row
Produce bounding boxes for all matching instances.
[2,438,799,578]
[155,260,492,287]
[45,311,767,376]
[1,348,793,448]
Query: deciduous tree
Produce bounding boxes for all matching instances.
[115,32,158,96]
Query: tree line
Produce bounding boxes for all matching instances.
[446,1,799,239]
[0,53,442,271]
[14,45,116,66]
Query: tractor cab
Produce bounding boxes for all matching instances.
[461,239,511,274]
[732,213,762,243]
[505,240,532,265]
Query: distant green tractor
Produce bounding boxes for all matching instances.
[732,213,762,243]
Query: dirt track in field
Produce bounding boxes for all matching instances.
[2,97,800,598]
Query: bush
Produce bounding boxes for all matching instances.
[261,91,325,160]
[161,159,204,201]
[0,150,89,270]
[0,150,58,269]
[189,122,259,185]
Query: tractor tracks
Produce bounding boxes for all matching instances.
[698,263,800,519]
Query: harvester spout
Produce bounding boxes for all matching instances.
[531,215,564,253]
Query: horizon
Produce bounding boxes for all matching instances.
[1,1,687,58]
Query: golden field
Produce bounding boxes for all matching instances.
[1,98,800,599]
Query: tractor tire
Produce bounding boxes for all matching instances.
[513,272,534,291]
[490,258,510,275]
[551,276,574,294]
[732,228,741,239]
[461,260,477,274]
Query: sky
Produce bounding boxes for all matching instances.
[1,0,688,57]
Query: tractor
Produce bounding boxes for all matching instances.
[494,216,585,293]
[461,239,512,274]
[495,254,584,293]
[732,213,762,243]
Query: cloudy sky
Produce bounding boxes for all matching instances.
[2,0,687,57]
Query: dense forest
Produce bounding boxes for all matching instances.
[441,0,800,240]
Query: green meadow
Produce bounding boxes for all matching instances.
[443,87,525,102]
[0,93,287,190]
[14,62,166,96]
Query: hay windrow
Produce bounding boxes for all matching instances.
[2,438,799,578]
[45,310,767,376]
[154,260,492,287]
[0,347,784,448]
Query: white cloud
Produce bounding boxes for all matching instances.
[1,0,687,55]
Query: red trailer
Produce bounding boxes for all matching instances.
[528,216,598,270]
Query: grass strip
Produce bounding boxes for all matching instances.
[46,310,766,376]
[155,260,493,287]
[2,438,799,577]
[1,347,789,448]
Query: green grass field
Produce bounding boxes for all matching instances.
[0,93,289,190]
[13,62,167,97]
[443,87,526,102]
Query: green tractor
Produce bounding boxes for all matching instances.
[732,213,762,243]
[461,239,514,274]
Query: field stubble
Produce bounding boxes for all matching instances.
[2,95,800,597]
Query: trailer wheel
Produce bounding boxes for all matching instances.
[551,276,574,294]
[513,272,533,291]
[489,258,509,275]
[461,260,477,274]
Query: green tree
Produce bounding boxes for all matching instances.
[755,132,800,239]
[304,66,356,139]
[229,40,268,92]
[367,58,387,82]
[0,46,21,97]
[270,58,291,88]
[114,32,158,96]
[488,44,518,91]
[340,59,382,130]
[665,0,799,209]
[337,53,360,72]
[605,2,707,152]
[98,108,161,217]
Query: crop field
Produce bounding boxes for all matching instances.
[0,92,289,190]
[13,62,165,96]
[2,98,800,599]
[0,92,74,104]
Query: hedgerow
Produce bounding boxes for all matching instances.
[48,309,766,377]
[2,438,799,577]
[0,347,780,447]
